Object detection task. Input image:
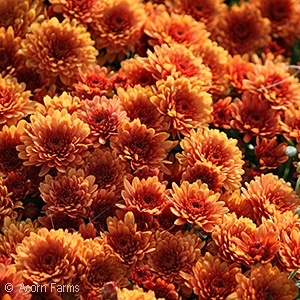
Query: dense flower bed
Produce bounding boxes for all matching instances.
[1,0,300,299]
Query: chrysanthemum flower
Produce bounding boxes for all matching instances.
[0,121,26,176]
[138,43,212,86]
[231,93,282,143]
[0,75,35,129]
[214,2,271,55]
[84,147,129,195]
[144,11,210,48]
[241,173,300,224]
[2,172,30,201]
[176,129,244,191]
[13,228,84,285]
[145,230,204,290]
[117,286,157,300]
[78,95,127,147]
[254,137,288,169]
[79,239,129,294]
[20,17,98,86]
[143,277,179,300]
[281,105,300,143]
[39,168,97,218]
[151,76,213,138]
[251,0,300,46]
[26,283,62,300]
[17,108,92,177]
[90,0,146,63]
[120,176,168,215]
[170,181,228,232]
[211,97,233,130]
[227,263,298,300]
[110,119,177,174]
[103,211,155,266]
[181,252,241,300]
[0,0,43,37]
[242,59,300,110]
[0,217,40,260]
[118,85,168,132]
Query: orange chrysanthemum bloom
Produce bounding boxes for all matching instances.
[214,2,271,55]
[230,93,281,143]
[170,180,228,232]
[151,76,213,138]
[0,27,25,76]
[241,173,300,224]
[254,137,288,169]
[90,0,146,63]
[181,252,241,300]
[227,263,298,300]
[79,239,129,294]
[0,217,40,260]
[103,211,155,266]
[118,85,168,132]
[211,97,233,130]
[13,228,84,285]
[251,0,300,46]
[20,17,98,86]
[17,108,91,177]
[0,121,26,176]
[110,119,177,174]
[0,261,31,300]
[0,75,35,129]
[117,286,157,300]
[39,168,97,218]
[176,129,244,191]
[78,95,127,147]
[84,147,129,195]
[242,59,300,110]
[144,11,210,48]
[0,0,43,37]
[211,213,257,263]
[146,230,204,290]
[143,277,179,300]
[120,176,168,215]
[281,105,300,143]
[138,43,212,86]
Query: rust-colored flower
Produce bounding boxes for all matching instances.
[145,230,204,290]
[170,180,228,232]
[211,97,233,130]
[110,119,177,174]
[84,147,129,195]
[231,93,282,143]
[118,85,168,132]
[254,137,288,169]
[181,252,241,300]
[227,263,298,300]
[150,76,213,138]
[281,105,300,143]
[90,0,146,63]
[13,228,84,285]
[120,176,168,215]
[0,75,35,129]
[242,59,300,110]
[0,217,40,261]
[138,43,212,86]
[0,0,43,37]
[143,277,179,300]
[39,168,97,218]
[0,121,26,176]
[131,265,152,286]
[176,129,244,191]
[117,286,157,300]
[17,108,92,177]
[78,95,128,147]
[214,2,271,55]
[103,211,155,266]
[27,283,62,300]
[20,17,98,86]
[241,173,300,224]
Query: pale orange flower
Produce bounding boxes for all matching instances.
[110,119,177,174]
[214,2,271,55]
[181,252,241,300]
[211,97,233,130]
[281,105,300,143]
[227,263,298,300]
[117,286,157,300]
[20,17,98,86]
[150,76,213,138]
[17,108,92,177]
[176,129,244,191]
[170,180,228,232]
